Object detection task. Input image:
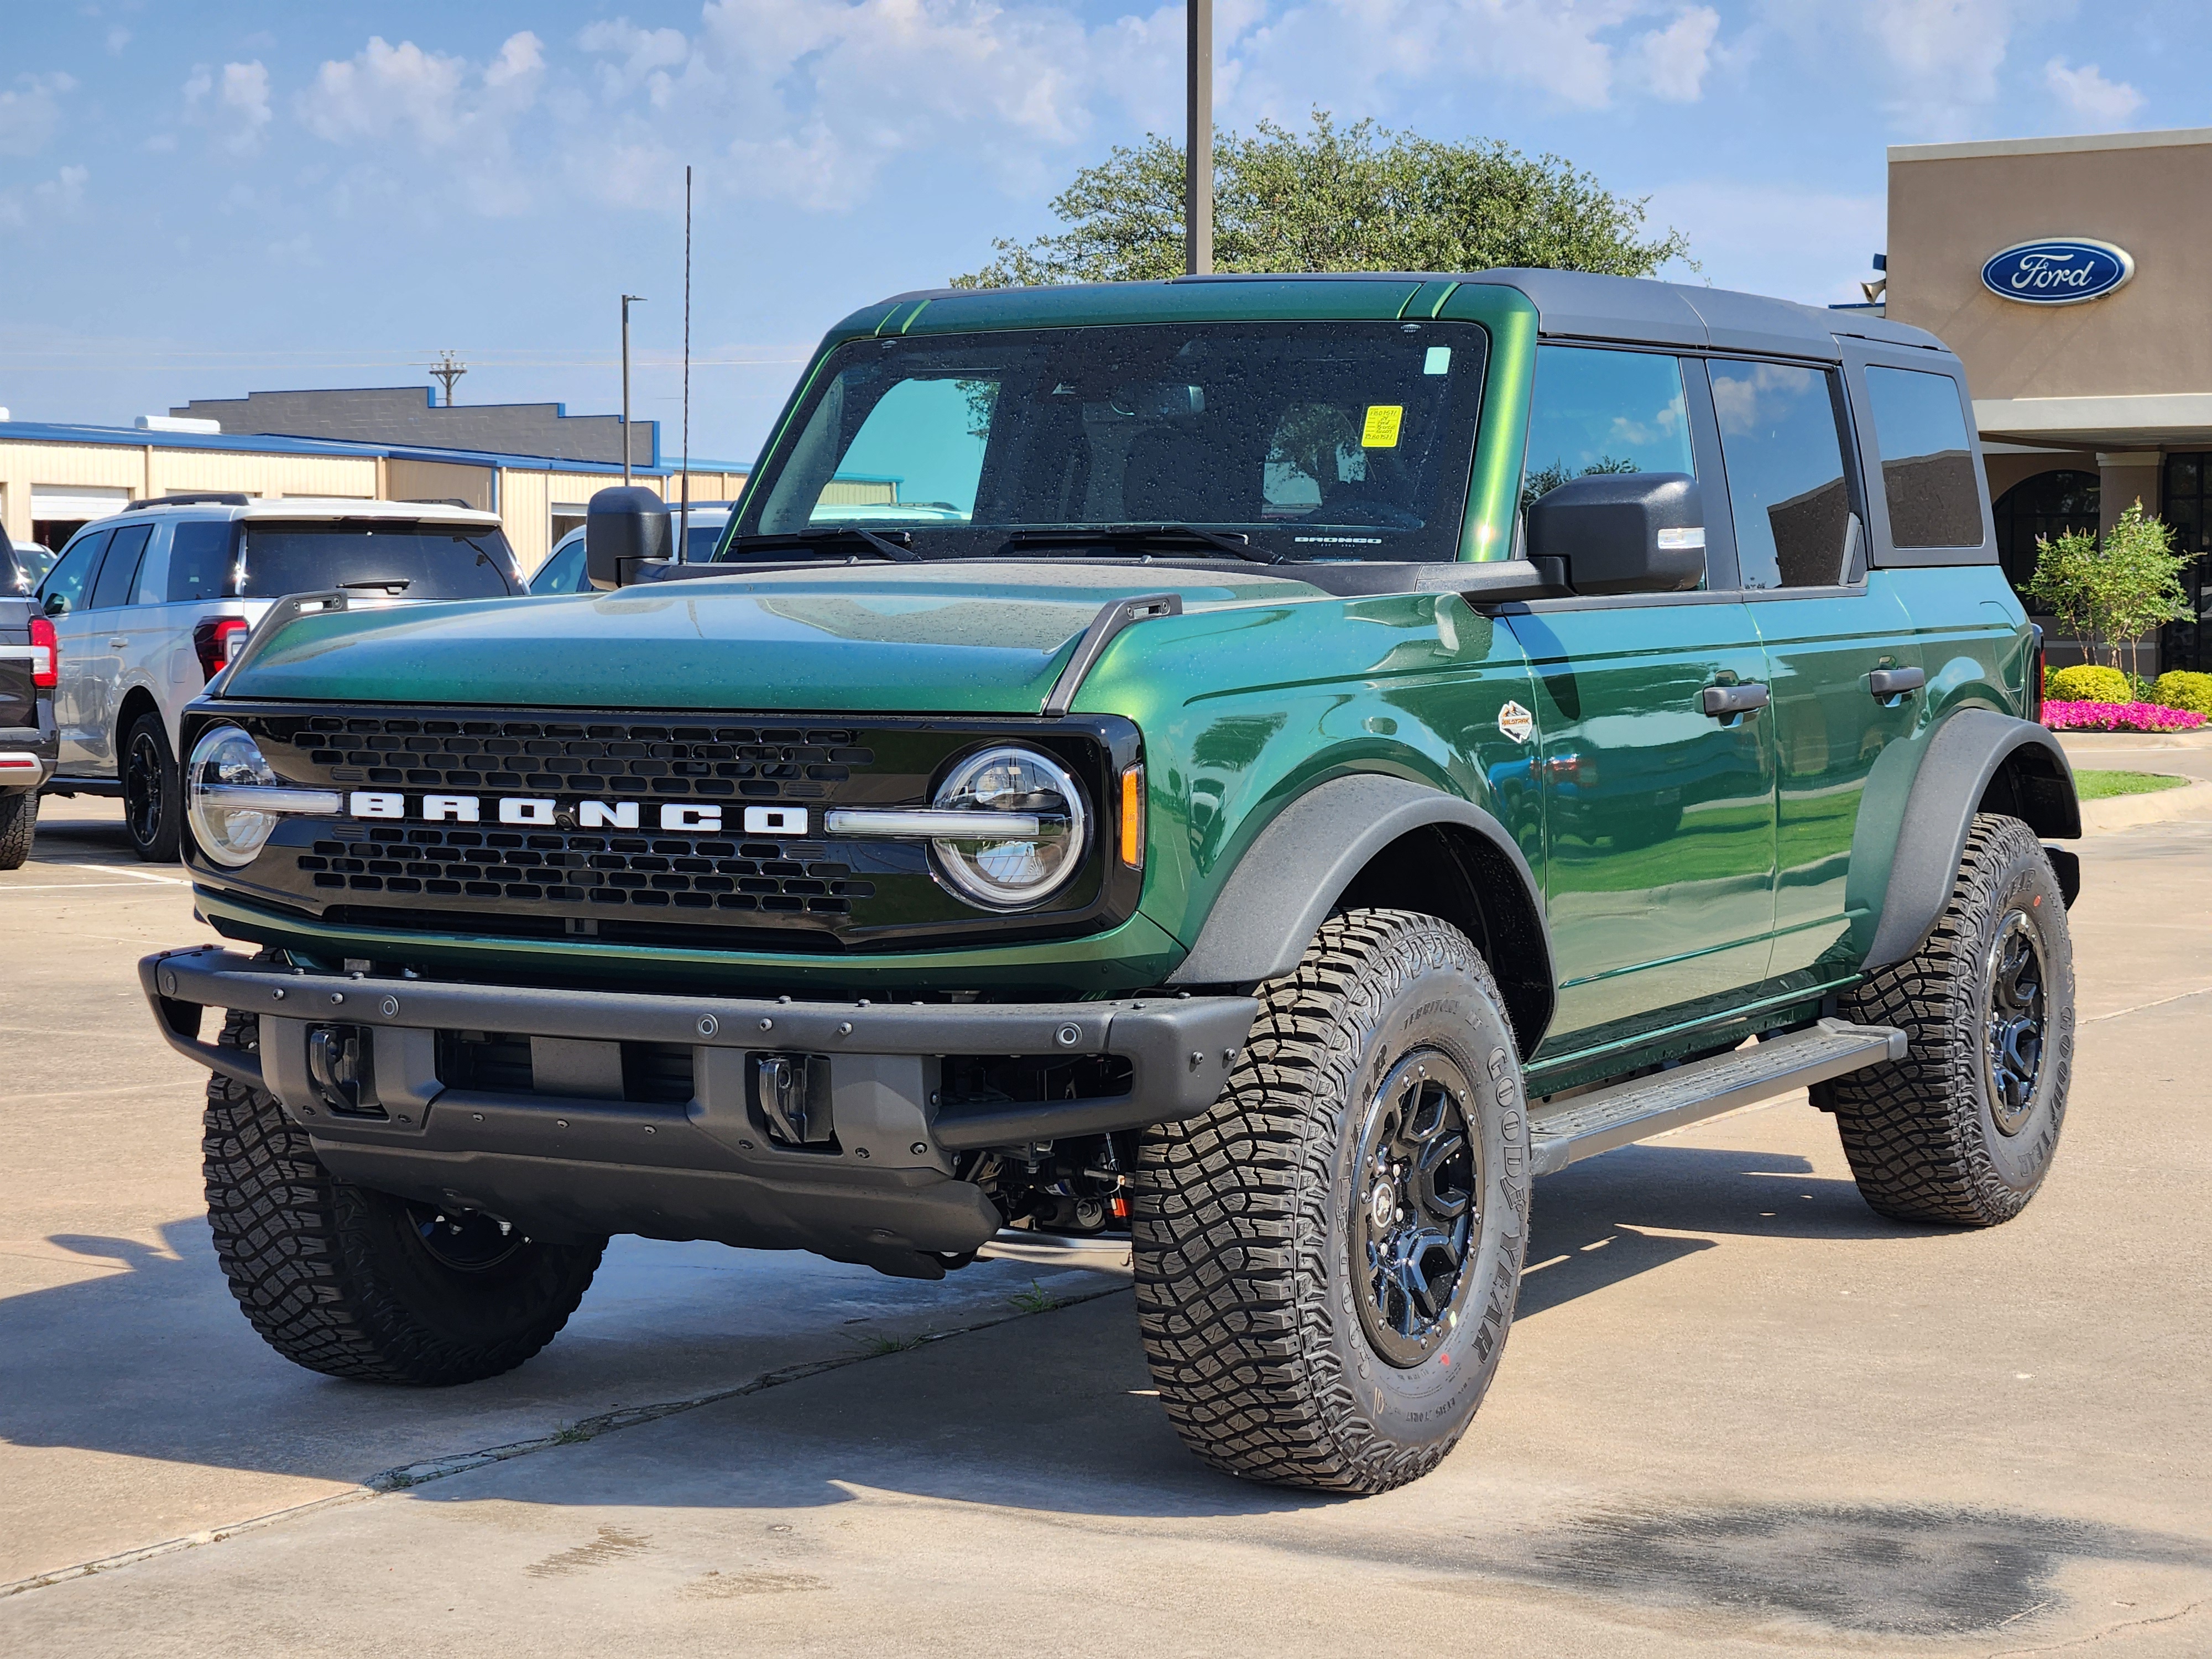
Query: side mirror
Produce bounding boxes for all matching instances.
[1525,472,1705,596]
[585,487,672,591]
[43,591,70,618]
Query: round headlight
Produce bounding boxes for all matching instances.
[928,745,1089,910]
[186,724,282,867]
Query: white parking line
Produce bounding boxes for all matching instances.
[0,880,189,893]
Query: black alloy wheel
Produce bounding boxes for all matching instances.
[1353,1051,1482,1368]
[122,712,181,862]
[406,1204,528,1272]
[1981,910,2047,1137]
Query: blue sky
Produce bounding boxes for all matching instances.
[2,1,2202,462]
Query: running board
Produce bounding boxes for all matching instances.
[1529,1018,1906,1177]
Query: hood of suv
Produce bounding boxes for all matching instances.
[217,563,1319,713]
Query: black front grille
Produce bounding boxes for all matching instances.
[293,716,867,801]
[197,703,1144,954]
[294,825,875,915]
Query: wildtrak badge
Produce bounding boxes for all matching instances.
[345,793,807,836]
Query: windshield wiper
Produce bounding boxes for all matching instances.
[719,526,917,564]
[337,578,411,591]
[1006,524,1281,565]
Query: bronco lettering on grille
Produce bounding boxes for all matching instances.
[345,792,807,837]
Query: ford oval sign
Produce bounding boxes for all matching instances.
[1981,238,2135,305]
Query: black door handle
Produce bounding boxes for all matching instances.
[1700,682,1770,717]
[1868,666,1926,698]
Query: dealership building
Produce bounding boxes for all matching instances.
[1882,124,2212,672]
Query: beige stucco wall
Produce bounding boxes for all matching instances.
[1888,134,2212,402]
[0,440,382,541]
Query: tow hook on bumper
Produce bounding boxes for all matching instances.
[140,946,1258,1270]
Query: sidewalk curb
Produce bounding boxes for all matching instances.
[2077,778,2212,834]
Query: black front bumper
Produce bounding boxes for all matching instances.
[143,946,1256,1275]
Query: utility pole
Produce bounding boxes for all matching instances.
[620,293,645,486]
[1185,0,1212,275]
[428,350,467,406]
[680,165,692,563]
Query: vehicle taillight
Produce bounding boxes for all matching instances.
[194,617,249,681]
[28,615,57,689]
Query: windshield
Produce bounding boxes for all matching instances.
[238,523,521,599]
[733,320,1488,564]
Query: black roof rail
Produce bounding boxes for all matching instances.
[401,498,476,509]
[125,492,252,511]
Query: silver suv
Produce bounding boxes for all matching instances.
[37,494,520,859]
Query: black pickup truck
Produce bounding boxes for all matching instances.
[0,527,60,867]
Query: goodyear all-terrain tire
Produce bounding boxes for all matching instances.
[1134,908,1531,1493]
[0,789,35,870]
[1816,813,2074,1226]
[122,712,181,863]
[202,1007,605,1384]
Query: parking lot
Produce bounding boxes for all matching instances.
[4,777,2209,1657]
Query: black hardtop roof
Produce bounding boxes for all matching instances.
[879,268,1947,362]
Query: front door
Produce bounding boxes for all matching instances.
[1510,343,1778,1065]
[38,528,113,770]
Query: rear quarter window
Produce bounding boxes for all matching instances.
[168,520,239,602]
[237,523,521,599]
[1865,367,1983,549]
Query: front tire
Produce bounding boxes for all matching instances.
[122,712,181,862]
[1818,813,2074,1226]
[1135,909,1531,1493]
[0,789,36,870]
[203,1010,604,1384]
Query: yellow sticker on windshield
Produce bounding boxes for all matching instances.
[1361,405,1404,448]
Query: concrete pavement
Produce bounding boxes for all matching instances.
[3,796,2208,1655]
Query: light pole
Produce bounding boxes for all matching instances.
[620,293,645,486]
[1186,0,1212,275]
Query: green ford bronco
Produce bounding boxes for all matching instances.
[143,269,2080,1493]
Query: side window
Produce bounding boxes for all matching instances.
[89,523,153,609]
[529,536,587,596]
[1864,367,1982,548]
[1521,345,1697,512]
[39,529,111,615]
[1709,361,1854,588]
[166,520,236,602]
[130,523,174,604]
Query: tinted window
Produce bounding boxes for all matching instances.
[1521,345,1695,510]
[529,535,587,596]
[237,524,520,599]
[1710,362,1854,588]
[1865,366,1981,548]
[168,520,238,602]
[740,321,1489,564]
[39,529,111,614]
[90,523,153,609]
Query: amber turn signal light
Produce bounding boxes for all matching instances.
[1118,763,1145,868]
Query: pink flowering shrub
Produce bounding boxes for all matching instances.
[2043,700,2208,733]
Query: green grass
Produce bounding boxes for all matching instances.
[2074,770,2192,800]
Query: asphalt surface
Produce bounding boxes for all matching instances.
[3,790,2208,1656]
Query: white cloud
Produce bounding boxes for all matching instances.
[106,27,132,55]
[2044,56,2142,125]
[184,60,273,155]
[1851,0,2030,137]
[0,72,76,158]
[299,38,470,147]
[1637,7,1720,102]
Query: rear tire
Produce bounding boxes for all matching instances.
[1817,813,2074,1226]
[203,1009,605,1384]
[0,789,35,870]
[1135,909,1531,1493]
[122,712,180,862]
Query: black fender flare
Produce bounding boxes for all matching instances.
[1863,708,2080,970]
[1165,773,1554,1046]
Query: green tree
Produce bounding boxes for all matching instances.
[2026,500,2198,676]
[954,111,1689,288]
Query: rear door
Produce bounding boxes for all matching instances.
[1509,344,1779,1063]
[75,520,154,770]
[1706,354,1926,987]
[40,528,112,769]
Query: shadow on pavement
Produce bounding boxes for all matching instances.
[4,1130,1927,1517]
